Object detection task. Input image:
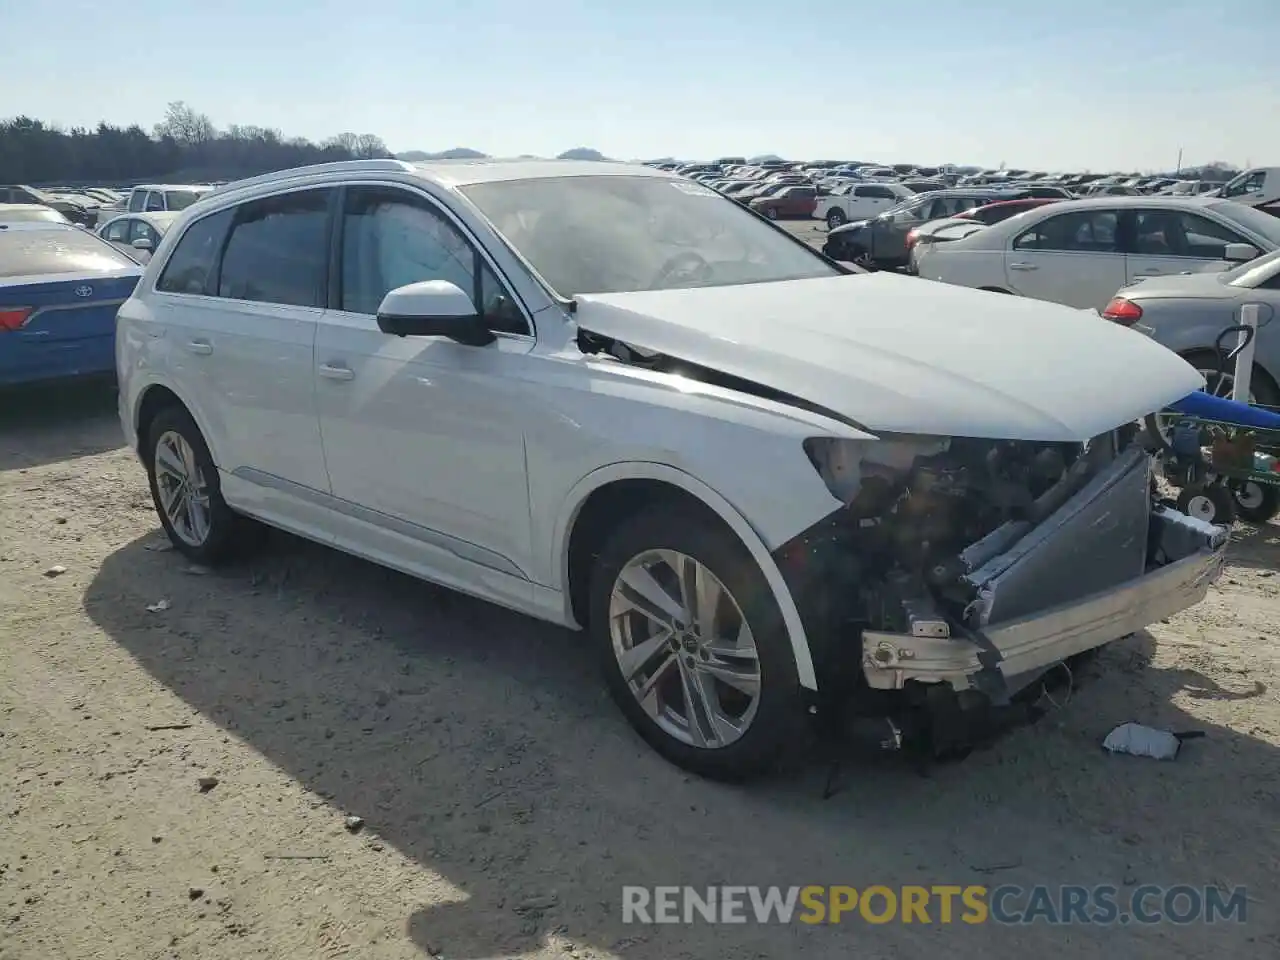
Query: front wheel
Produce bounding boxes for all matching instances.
[826,209,847,228]
[589,506,806,781]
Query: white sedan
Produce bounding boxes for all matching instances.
[115,159,1226,780]
[913,196,1280,311]
[98,211,180,262]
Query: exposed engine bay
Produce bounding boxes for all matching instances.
[782,425,1226,760]
[801,427,1147,639]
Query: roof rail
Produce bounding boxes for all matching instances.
[208,159,413,197]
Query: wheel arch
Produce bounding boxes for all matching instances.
[554,462,818,691]
[132,381,223,467]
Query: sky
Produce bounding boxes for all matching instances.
[5,0,1278,172]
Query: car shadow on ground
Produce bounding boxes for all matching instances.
[1221,519,1280,571]
[0,378,123,471]
[83,529,1280,958]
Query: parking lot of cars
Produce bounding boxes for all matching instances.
[2,154,1280,959]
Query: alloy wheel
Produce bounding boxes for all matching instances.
[608,549,762,749]
[154,430,212,547]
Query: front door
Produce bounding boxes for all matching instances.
[1003,207,1127,310]
[314,184,537,581]
[1125,208,1250,284]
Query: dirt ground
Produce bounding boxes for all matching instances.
[2,383,1278,960]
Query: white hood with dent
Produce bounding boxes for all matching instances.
[575,273,1204,442]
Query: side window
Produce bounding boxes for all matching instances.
[130,221,159,246]
[127,190,146,212]
[144,191,166,212]
[156,209,234,295]
[339,186,528,335]
[104,219,130,242]
[1014,211,1119,253]
[1133,211,1246,258]
[1223,172,1265,198]
[218,189,332,307]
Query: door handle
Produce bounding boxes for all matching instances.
[186,340,213,355]
[1008,262,1038,271]
[318,363,354,381]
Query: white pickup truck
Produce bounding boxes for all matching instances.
[813,181,915,228]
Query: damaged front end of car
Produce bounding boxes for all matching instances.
[775,426,1229,759]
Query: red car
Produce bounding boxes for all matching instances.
[749,185,818,220]
[906,197,1063,262]
[954,197,1062,225]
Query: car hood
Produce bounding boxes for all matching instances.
[1121,270,1237,301]
[828,219,873,236]
[574,273,1204,442]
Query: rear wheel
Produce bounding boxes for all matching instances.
[765,207,779,221]
[589,506,805,781]
[827,208,847,228]
[145,406,264,565]
[1230,480,1280,525]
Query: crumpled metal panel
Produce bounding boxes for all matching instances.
[965,446,1152,626]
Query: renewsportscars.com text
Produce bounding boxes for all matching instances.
[621,884,1248,926]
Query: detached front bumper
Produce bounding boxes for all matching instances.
[860,452,1229,694]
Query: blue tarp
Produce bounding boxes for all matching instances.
[1166,390,1280,430]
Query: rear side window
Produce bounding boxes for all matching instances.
[0,227,137,278]
[165,190,202,211]
[217,189,332,308]
[156,209,233,295]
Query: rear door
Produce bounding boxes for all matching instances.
[146,193,332,511]
[1004,207,1127,309]
[0,226,140,384]
[1126,208,1255,283]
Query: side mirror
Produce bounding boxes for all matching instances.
[131,237,153,251]
[375,280,495,347]
[1223,242,1259,263]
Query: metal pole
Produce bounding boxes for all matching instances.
[1232,303,1260,402]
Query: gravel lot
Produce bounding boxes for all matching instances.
[2,372,1279,959]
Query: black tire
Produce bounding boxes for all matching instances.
[588,506,806,781]
[1230,480,1280,525]
[765,207,779,220]
[144,405,265,565]
[1176,482,1237,526]
[827,209,847,228]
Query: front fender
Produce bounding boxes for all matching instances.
[551,461,821,691]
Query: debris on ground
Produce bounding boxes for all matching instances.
[43,565,67,578]
[145,599,170,612]
[197,776,219,792]
[343,815,364,833]
[1102,722,1205,760]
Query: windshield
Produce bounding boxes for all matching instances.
[165,190,203,211]
[1209,201,1280,247]
[1224,248,1280,287]
[460,175,840,296]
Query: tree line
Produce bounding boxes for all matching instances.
[0,101,392,185]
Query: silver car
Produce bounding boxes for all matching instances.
[1103,248,1280,409]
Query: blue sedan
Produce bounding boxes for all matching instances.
[0,222,142,386]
